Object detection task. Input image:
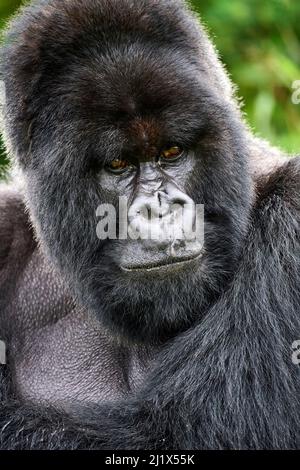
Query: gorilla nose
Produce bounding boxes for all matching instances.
[129,191,170,221]
[127,187,197,247]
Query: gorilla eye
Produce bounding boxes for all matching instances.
[160,146,184,162]
[106,159,131,175]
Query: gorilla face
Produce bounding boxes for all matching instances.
[99,152,203,271]
[2,0,253,343]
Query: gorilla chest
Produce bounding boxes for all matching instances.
[6,251,154,407]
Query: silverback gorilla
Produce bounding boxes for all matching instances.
[0,0,299,450]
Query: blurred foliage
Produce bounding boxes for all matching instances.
[192,0,300,153]
[0,0,299,170]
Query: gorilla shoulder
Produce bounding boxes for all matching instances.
[255,153,300,209]
[249,137,300,212]
[0,185,35,327]
[0,184,35,280]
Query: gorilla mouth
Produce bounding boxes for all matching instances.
[121,251,203,273]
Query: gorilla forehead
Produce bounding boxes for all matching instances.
[26,43,221,171]
[59,49,212,158]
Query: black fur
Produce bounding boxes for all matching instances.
[0,0,299,450]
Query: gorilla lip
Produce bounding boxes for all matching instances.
[120,251,203,273]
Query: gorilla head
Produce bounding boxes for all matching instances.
[1,0,252,343]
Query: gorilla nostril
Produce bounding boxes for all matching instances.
[172,198,185,207]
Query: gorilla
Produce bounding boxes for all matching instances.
[0,0,299,450]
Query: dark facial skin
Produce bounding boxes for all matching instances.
[98,147,203,271]
[2,0,252,344]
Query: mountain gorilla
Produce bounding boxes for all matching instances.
[0,0,299,450]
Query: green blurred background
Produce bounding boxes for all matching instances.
[0,0,300,172]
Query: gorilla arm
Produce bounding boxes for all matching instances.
[133,158,300,450]
[0,158,299,450]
